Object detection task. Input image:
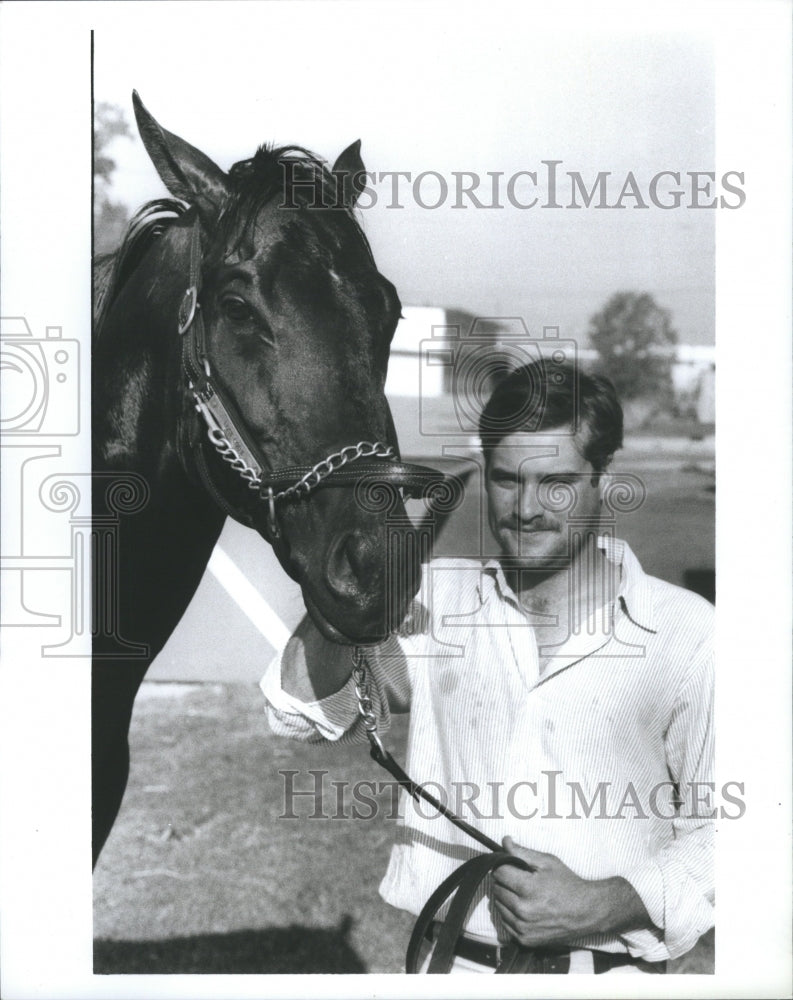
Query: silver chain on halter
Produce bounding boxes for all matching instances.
[351,646,386,756]
[203,423,263,489]
[198,402,396,535]
[202,414,394,498]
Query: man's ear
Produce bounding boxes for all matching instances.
[595,470,613,501]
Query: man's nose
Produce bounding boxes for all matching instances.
[517,480,544,521]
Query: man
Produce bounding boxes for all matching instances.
[261,360,714,975]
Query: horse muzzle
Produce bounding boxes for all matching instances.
[272,465,464,644]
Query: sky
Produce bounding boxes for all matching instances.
[93,3,716,345]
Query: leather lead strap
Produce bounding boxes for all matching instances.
[356,652,544,975]
[405,852,533,974]
[369,743,500,854]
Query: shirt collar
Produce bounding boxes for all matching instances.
[604,535,657,633]
[480,535,657,634]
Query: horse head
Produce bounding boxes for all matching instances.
[124,94,437,644]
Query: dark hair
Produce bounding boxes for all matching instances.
[478,360,624,473]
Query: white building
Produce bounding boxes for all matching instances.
[386,306,448,397]
[386,305,715,423]
[671,344,717,393]
[386,307,593,398]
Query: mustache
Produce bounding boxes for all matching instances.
[498,519,560,533]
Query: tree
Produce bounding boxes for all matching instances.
[588,292,678,402]
[94,102,132,254]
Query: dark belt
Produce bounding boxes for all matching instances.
[426,924,666,974]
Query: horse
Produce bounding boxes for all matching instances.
[92,93,444,867]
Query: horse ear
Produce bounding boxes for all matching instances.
[132,91,229,225]
[332,139,367,207]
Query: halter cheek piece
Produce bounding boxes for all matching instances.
[177,213,453,535]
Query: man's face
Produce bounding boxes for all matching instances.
[485,429,602,569]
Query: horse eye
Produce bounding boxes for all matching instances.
[220,295,253,322]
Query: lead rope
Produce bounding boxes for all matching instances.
[352,646,536,975]
[352,646,553,975]
[351,647,500,854]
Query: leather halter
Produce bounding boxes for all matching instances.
[177,212,455,535]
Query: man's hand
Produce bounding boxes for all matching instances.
[491,836,654,948]
[279,614,355,702]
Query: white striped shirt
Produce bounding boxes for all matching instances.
[261,537,714,962]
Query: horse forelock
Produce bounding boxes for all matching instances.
[210,144,374,267]
[227,144,336,209]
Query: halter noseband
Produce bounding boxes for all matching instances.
[177,213,457,536]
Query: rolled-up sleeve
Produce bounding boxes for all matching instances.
[260,634,411,745]
[259,651,359,742]
[621,650,715,960]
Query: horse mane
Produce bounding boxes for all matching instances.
[93,144,373,341]
[93,198,188,341]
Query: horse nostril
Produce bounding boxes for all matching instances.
[325,531,374,599]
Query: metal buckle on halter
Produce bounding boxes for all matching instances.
[266,487,280,539]
[177,286,198,335]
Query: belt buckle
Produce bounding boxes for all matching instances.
[538,949,572,974]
